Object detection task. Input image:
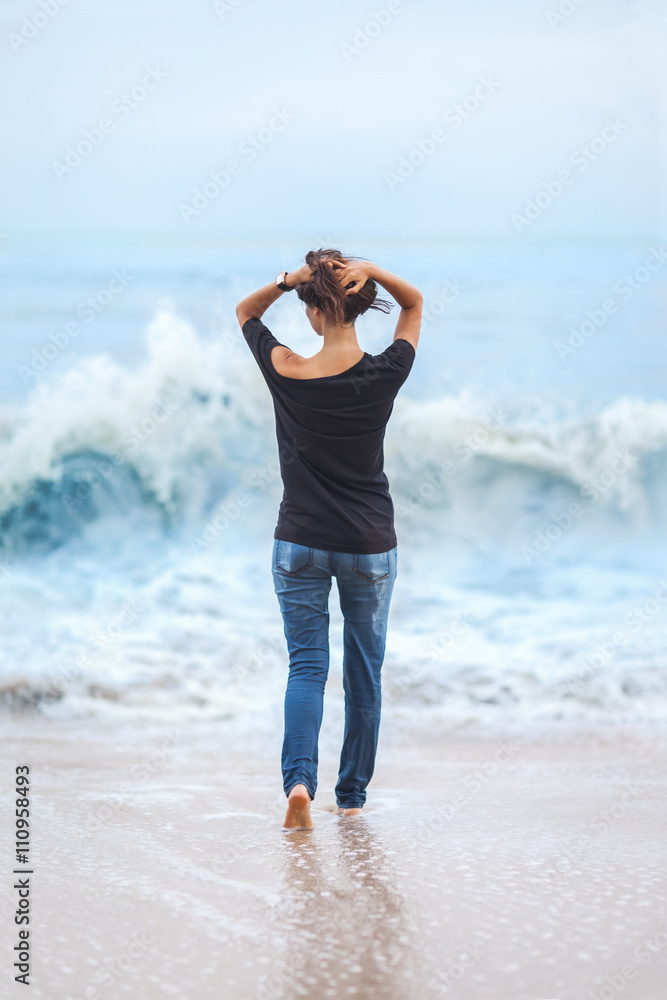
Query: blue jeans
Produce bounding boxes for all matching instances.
[272,539,398,809]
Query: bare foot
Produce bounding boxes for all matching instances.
[283,784,314,830]
[335,806,363,816]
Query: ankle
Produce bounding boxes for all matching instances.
[288,783,312,801]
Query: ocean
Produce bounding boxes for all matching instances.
[2,236,667,731]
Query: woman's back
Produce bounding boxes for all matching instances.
[242,316,415,553]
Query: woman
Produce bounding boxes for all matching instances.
[235,249,422,829]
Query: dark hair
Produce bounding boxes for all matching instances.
[295,248,393,325]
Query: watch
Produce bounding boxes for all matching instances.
[276,271,293,291]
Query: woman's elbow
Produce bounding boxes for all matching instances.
[403,290,423,311]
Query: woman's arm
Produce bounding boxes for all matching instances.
[235,264,312,327]
[332,260,422,349]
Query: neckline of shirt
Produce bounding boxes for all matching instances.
[270,351,370,383]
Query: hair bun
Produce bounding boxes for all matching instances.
[296,247,392,325]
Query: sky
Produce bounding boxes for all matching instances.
[1,0,666,241]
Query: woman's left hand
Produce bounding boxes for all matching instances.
[287,263,314,285]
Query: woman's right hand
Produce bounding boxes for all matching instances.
[331,259,376,294]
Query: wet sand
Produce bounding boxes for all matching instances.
[1,715,666,1000]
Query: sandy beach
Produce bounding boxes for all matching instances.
[1,715,666,1000]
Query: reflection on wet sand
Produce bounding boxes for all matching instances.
[272,818,418,999]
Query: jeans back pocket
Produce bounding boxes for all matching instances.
[275,540,313,576]
[353,551,391,582]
